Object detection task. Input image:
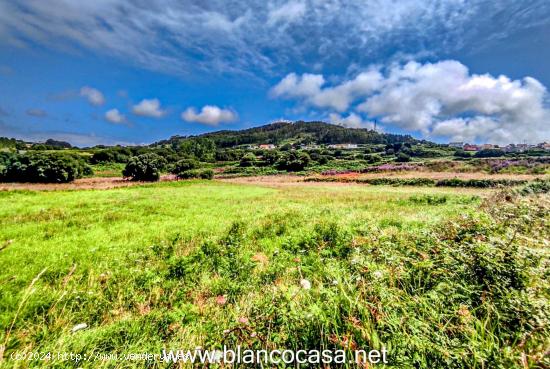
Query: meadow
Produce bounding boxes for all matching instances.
[0,180,548,368]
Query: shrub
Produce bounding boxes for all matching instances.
[365,153,382,164]
[176,169,214,180]
[396,152,411,162]
[122,153,166,181]
[0,152,92,183]
[170,159,199,176]
[239,153,257,167]
[454,149,472,158]
[517,179,550,195]
[276,151,310,171]
[475,149,505,158]
[436,178,528,188]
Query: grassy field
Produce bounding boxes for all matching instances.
[0,181,548,368]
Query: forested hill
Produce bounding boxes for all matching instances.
[158,121,418,148]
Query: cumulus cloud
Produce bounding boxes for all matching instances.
[132,99,166,118]
[105,108,126,124]
[329,113,373,129]
[272,60,550,144]
[181,105,237,126]
[271,70,383,111]
[80,86,105,106]
[26,108,48,117]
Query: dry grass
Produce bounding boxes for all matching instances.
[0,175,179,191]
[323,171,548,181]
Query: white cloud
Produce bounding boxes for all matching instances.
[181,105,237,126]
[267,1,307,26]
[132,98,166,118]
[329,112,373,129]
[1,1,546,76]
[272,60,550,144]
[105,108,126,124]
[271,70,383,111]
[80,86,105,106]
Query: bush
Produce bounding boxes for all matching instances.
[454,149,472,158]
[475,149,505,158]
[239,153,257,167]
[517,179,550,195]
[396,152,411,162]
[122,153,166,181]
[365,154,382,164]
[170,159,199,176]
[175,169,214,180]
[0,152,92,183]
[436,178,527,188]
[276,151,310,171]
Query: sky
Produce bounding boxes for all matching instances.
[0,0,549,146]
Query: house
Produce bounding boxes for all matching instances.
[515,144,529,152]
[481,144,496,150]
[449,142,464,148]
[537,142,550,150]
[328,143,358,149]
[504,144,517,152]
[259,144,276,150]
[300,144,319,150]
[463,144,479,152]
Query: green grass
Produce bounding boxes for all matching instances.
[89,162,125,177]
[0,181,547,368]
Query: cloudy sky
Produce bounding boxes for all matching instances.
[0,0,549,145]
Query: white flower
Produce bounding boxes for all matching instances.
[373,271,384,279]
[71,323,87,333]
[300,279,311,290]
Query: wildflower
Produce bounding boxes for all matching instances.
[71,323,87,333]
[300,279,311,290]
[458,304,471,320]
[238,317,249,324]
[372,271,384,279]
[215,295,227,306]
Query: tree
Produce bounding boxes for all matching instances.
[239,153,257,167]
[122,153,167,181]
[276,151,310,171]
[396,152,411,162]
[262,150,280,165]
[0,152,92,183]
[365,154,382,164]
[179,138,216,161]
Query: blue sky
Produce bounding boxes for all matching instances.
[0,0,549,146]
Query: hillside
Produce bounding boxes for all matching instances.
[157,121,418,148]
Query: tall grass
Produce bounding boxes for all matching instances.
[0,181,547,368]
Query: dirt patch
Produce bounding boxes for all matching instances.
[0,175,179,191]
[218,175,350,188]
